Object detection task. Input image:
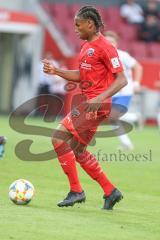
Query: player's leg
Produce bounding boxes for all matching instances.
[52,124,85,207]
[70,136,123,210]
[111,96,134,150]
[55,102,123,210]
[73,139,114,195]
[0,136,7,159]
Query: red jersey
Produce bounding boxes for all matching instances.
[78,34,123,100]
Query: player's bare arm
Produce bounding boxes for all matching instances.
[42,59,80,82]
[86,71,127,112]
[132,62,143,93]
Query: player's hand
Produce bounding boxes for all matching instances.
[133,81,141,94]
[42,59,56,75]
[84,96,102,120]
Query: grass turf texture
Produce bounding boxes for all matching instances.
[0,115,160,240]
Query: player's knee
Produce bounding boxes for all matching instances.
[52,135,63,148]
[74,145,86,158]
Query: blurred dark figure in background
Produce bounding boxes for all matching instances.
[37,52,66,118]
[143,0,160,19]
[120,0,144,24]
[38,52,55,96]
[49,61,66,118]
[0,136,6,159]
[139,14,160,42]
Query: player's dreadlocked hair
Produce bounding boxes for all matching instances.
[76,6,104,31]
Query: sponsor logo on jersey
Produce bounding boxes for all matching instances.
[111,57,120,68]
[87,48,95,56]
[80,62,92,70]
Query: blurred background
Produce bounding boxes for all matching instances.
[0,0,160,126]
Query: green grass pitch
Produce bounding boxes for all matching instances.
[0,115,160,240]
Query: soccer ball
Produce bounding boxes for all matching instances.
[9,179,35,205]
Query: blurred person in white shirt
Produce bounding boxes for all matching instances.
[120,0,144,24]
[105,31,143,150]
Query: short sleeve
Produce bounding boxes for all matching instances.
[101,44,123,74]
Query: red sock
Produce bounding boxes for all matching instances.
[76,151,115,196]
[54,142,82,193]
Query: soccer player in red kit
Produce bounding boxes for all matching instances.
[43,6,127,210]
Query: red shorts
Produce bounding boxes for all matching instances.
[61,102,111,145]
